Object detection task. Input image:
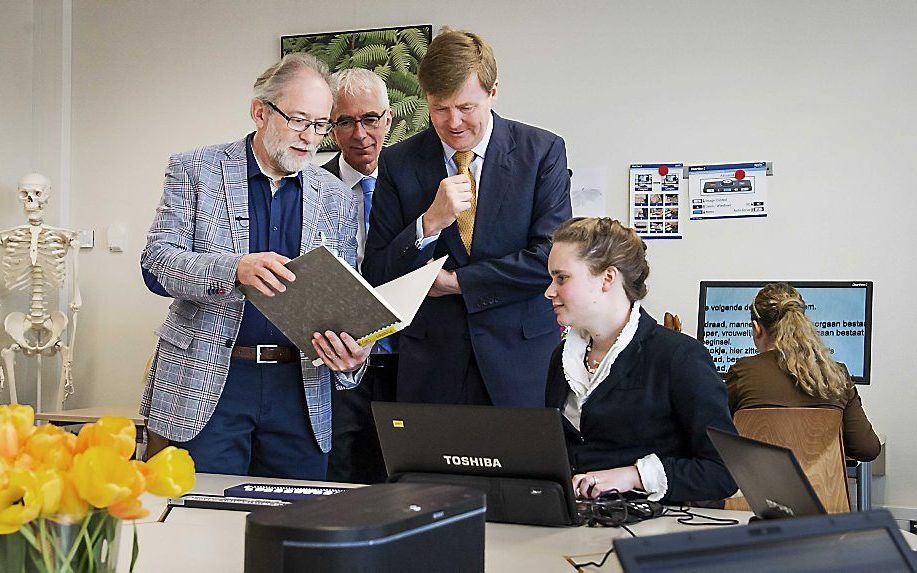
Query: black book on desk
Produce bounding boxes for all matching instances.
[240,246,444,361]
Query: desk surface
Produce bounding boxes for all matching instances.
[35,405,145,424]
[117,473,915,573]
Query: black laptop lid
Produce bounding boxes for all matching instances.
[372,402,573,485]
[706,426,826,519]
[615,509,917,573]
[371,403,579,526]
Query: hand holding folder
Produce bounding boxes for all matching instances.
[240,246,446,363]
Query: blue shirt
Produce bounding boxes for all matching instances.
[142,133,303,347]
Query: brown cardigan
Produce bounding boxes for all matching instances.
[725,350,881,461]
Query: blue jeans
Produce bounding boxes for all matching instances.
[177,360,328,480]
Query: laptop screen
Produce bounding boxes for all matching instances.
[706,426,826,519]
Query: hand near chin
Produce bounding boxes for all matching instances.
[422,175,473,237]
[572,466,643,499]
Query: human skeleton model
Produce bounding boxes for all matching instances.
[0,174,81,411]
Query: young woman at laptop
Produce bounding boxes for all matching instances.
[544,217,737,503]
[725,283,880,461]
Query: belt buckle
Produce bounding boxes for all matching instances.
[256,344,278,364]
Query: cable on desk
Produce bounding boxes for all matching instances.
[661,506,741,526]
[568,524,635,571]
[568,496,739,570]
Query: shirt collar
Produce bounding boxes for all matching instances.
[440,111,494,163]
[337,155,378,190]
[562,300,643,397]
[245,132,302,189]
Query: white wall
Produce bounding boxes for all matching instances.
[0,0,70,407]
[0,0,35,227]
[9,0,917,507]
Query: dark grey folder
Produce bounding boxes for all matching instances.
[240,246,400,361]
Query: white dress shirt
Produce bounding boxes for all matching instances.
[336,155,378,269]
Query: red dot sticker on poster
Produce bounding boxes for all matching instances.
[735,169,746,180]
[658,165,669,176]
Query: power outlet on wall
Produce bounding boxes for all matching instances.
[76,229,94,249]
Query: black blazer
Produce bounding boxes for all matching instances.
[362,113,571,406]
[546,309,738,503]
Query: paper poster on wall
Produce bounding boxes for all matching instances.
[688,162,767,220]
[570,166,608,218]
[629,164,683,239]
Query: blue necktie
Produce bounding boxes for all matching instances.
[359,176,376,235]
[360,175,392,353]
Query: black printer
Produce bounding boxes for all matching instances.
[244,482,486,572]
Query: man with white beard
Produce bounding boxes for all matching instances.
[140,53,370,479]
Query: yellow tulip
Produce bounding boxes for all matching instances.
[108,496,150,520]
[107,460,150,520]
[57,472,89,519]
[0,469,41,534]
[76,416,136,459]
[0,404,35,459]
[0,457,9,488]
[144,446,196,497]
[25,424,77,471]
[34,468,64,516]
[71,446,145,508]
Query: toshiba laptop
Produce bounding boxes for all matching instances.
[371,402,577,526]
[614,509,917,573]
[706,426,825,520]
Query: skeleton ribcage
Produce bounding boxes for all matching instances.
[1,228,69,291]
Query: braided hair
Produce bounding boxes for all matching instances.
[752,283,851,401]
[551,217,649,302]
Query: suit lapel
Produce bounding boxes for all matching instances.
[416,129,469,265]
[586,311,656,404]
[222,138,250,255]
[546,360,570,409]
[473,113,514,258]
[300,166,321,255]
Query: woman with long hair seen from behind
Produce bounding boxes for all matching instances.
[726,283,880,461]
[545,217,737,503]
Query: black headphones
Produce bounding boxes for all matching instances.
[576,490,664,527]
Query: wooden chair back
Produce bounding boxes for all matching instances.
[724,407,850,513]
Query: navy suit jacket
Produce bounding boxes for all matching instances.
[362,112,572,406]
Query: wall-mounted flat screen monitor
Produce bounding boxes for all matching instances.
[697,281,873,384]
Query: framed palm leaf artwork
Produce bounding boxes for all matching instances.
[281,25,433,152]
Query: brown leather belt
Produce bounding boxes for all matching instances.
[230,345,299,363]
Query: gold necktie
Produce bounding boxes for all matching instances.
[453,150,477,253]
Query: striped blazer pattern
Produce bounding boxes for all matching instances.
[140,136,359,452]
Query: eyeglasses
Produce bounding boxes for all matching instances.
[264,101,334,135]
[332,112,388,132]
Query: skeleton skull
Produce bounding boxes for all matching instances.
[17,173,52,223]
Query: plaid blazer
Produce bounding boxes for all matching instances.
[140,137,359,452]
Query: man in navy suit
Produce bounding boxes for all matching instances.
[321,68,395,483]
[363,29,572,407]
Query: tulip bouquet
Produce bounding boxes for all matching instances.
[0,404,195,572]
